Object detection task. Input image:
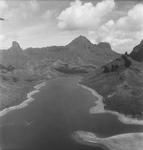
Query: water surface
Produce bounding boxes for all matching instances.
[0,77,143,150]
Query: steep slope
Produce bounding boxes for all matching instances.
[130,40,143,62]
[81,55,143,118]
[24,35,119,66]
[0,36,119,69]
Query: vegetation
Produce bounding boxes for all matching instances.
[105,96,143,117]
[0,64,15,73]
[103,55,131,73]
[81,53,143,119]
[121,55,132,67]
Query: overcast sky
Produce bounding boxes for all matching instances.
[0,0,143,53]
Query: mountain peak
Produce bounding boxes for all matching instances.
[9,41,22,51]
[76,35,89,40]
[67,35,93,49]
[72,35,91,43]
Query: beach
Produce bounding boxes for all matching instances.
[74,131,143,150]
[73,131,110,150]
[1,76,143,150]
[0,81,46,117]
[79,84,143,125]
[75,83,143,150]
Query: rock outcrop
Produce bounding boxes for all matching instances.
[130,40,143,62]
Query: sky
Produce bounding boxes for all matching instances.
[0,0,143,53]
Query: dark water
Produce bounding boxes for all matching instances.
[0,77,143,150]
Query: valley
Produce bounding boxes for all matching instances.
[0,36,119,112]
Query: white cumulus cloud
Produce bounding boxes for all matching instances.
[88,2,143,53]
[57,0,115,30]
[116,3,143,32]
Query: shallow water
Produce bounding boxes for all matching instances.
[0,77,143,150]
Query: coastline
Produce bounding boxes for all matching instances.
[74,130,143,150]
[75,83,143,150]
[72,131,110,150]
[79,83,143,125]
[0,81,46,117]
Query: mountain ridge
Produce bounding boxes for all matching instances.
[0,35,119,68]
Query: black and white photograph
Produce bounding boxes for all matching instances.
[0,0,143,149]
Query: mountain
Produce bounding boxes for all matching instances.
[0,36,143,118]
[0,41,28,68]
[0,35,120,80]
[24,35,119,67]
[130,40,143,62]
[67,35,93,50]
[0,36,119,112]
[9,41,22,52]
[81,54,143,118]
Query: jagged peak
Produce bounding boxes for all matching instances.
[9,41,22,51]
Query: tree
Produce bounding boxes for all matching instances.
[103,66,110,73]
[122,55,131,67]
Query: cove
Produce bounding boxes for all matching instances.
[0,77,143,150]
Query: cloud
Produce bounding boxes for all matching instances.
[57,0,115,30]
[0,0,39,20]
[1,0,143,53]
[0,0,7,48]
[42,10,56,20]
[57,0,143,52]
[0,33,6,48]
[29,0,40,11]
[0,0,50,49]
[116,3,143,32]
[0,0,8,16]
[87,2,143,53]
[6,0,40,20]
[2,0,42,32]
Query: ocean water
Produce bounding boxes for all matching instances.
[0,77,143,150]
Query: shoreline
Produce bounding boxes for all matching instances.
[72,131,110,150]
[74,130,143,150]
[0,75,79,118]
[0,81,46,117]
[79,83,143,125]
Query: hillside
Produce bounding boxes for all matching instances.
[24,35,119,67]
[81,54,143,118]
[0,35,119,112]
[130,40,143,62]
